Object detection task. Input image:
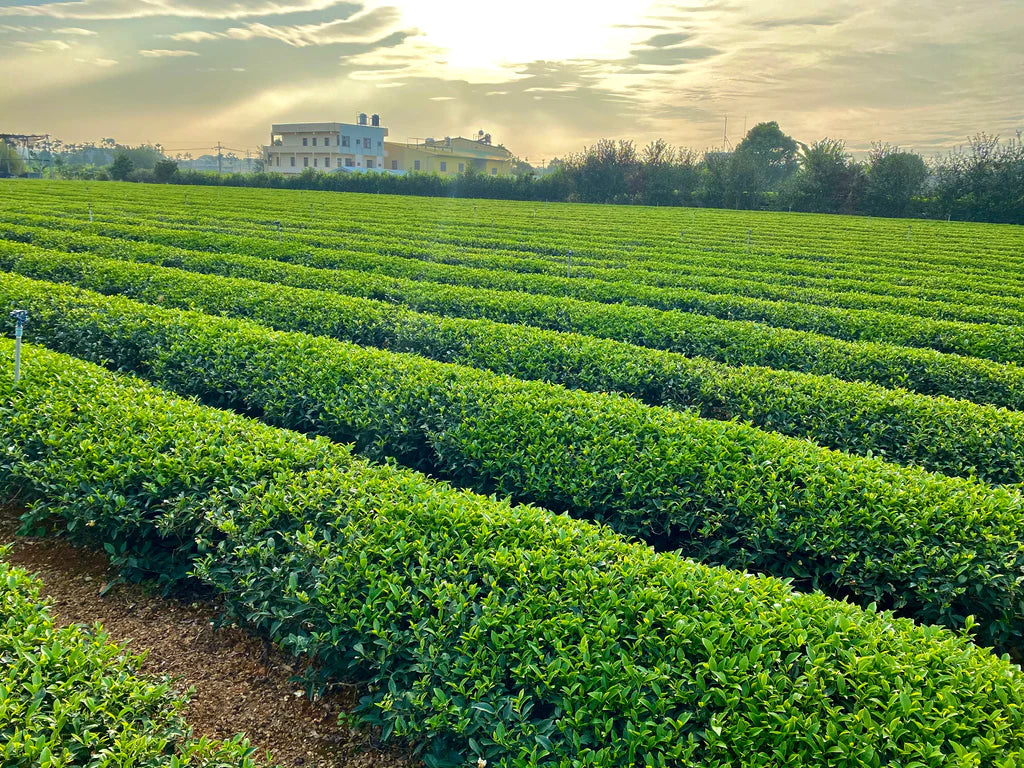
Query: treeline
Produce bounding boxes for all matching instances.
[167,124,1024,224]
[14,123,1024,223]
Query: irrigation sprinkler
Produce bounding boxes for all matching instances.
[88,203,93,223]
[746,229,752,253]
[10,309,27,383]
[567,249,573,279]
[906,225,913,241]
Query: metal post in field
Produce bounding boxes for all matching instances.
[567,249,573,279]
[10,309,27,383]
[746,229,752,253]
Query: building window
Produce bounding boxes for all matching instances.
[304,157,309,167]
[302,137,308,146]
[276,156,280,166]
[314,158,318,167]
[325,157,330,168]
[414,160,420,170]
[345,157,354,167]
[324,136,330,146]
[458,163,465,173]
[363,137,371,149]
[440,161,447,172]
[290,156,295,167]
[366,158,374,169]
[313,137,318,146]
[491,167,497,175]
[391,160,398,170]
[342,135,350,147]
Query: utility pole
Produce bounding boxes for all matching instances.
[217,141,223,174]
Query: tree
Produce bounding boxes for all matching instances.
[931,133,1024,224]
[780,138,865,213]
[153,157,179,183]
[729,121,800,207]
[0,141,27,176]
[863,143,927,217]
[562,139,639,203]
[109,152,135,181]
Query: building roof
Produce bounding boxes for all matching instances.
[272,122,384,133]
[387,136,512,161]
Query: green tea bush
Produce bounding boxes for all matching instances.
[6,211,1024,364]
[0,555,261,767]
[4,341,1024,767]
[6,244,1024,484]
[6,273,1024,649]
[2,228,1024,410]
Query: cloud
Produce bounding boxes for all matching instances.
[139,48,200,57]
[627,44,720,67]
[748,14,846,29]
[74,56,118,66]
[14,39,72,51]
[0,0,359,21]
[55,26,97,35]
[643,32,690,47]
[169,30,220,42]
[222,7,403,46]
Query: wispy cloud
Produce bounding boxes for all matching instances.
[14,39,72,51]
[168,30,220,42]
[55,26,98,35]
[223,6,403,46]
[0,0,358,21]
[138,48,200,57]
[74,56,118,66]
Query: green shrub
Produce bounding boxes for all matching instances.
[0,554,262,767]
[5,341,1024,767]
[5,273,1024,650]
[5,243,1024,484]
[3,222,1023,410]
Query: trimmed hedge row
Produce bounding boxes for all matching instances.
[1,232,1023,411]
[5,340,1024,767]
[3,214,1023,363]
[6,272,1024,650]
[10,194,1024,325]
[0,555,261,767]
[7,242,1024,485]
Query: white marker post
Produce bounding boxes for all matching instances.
[10,309,27,383]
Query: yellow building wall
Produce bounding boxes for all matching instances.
[384,142,512,176]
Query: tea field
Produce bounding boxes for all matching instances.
[4,179,1024,766]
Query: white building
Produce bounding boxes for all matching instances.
[264,114,388,174]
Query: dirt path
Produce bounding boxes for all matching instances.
[0,508,413,768]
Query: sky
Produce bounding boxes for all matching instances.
[1,0,1022,163]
